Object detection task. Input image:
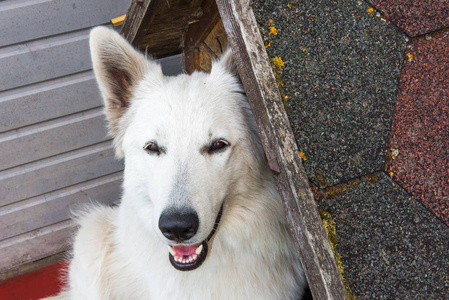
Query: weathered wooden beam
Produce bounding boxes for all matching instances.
[185,48,200,74]
[184,0,220,50]
[215,0,347,299]
[184,0,220,73]
[121,0,164,47]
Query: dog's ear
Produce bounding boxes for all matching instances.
[213,48,238,76]
[90,27,162,157]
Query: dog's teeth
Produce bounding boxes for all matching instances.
[195,244,203,255]
[172,248,202,265]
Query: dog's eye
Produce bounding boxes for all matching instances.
[208,139,229,154]
[143,142,160,154]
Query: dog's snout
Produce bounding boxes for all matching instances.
[159,210,199,242]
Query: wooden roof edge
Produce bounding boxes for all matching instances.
[216,0,347,299]
[121,0,164,47]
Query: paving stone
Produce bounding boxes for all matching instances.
[252,0,407,188]
[317,173,449,299]
[387,32,449,226]
[366,0,449,37]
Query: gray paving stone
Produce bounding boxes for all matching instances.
[252,0,407,187]
[317,173,449,299]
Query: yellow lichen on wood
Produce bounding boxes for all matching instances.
[319,210,355,300]
[269,57,287,109]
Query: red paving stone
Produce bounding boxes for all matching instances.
[366,0,449,37]
[387,31,449,226]
[0,261,66,300]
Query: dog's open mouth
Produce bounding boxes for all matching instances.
[167,205,223,271]
[168,242,208,271]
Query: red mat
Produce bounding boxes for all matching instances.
[0,262,67,300]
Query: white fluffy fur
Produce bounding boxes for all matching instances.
[44,27,306,300]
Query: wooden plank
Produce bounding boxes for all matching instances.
[196,20,228,73]
[0,29,91,91]
[0,141,123,207]
[203,19,227,54]
[141,30,186,57]
[0,108,108,170]
[0,0,130,47]
[123,0,209,56]
[0,172,122,241]
[184,0,220,73]
[0,220,75,275]
[215,0,346,299]
[0,71,102,133]
[184,0,220,50]
[198,43,215,73]
[0,0,131,277]
[120,0,165,47]
[185,48,200,74]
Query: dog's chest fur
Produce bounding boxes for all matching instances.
[70,197,304,300]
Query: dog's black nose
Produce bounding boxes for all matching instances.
[158,210,199,242]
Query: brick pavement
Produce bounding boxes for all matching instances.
[253,0,449,298]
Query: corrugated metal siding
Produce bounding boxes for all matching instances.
[0,0,131,275]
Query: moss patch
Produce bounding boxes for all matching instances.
[320,210,355,300]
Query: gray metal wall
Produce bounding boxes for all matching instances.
[0,0,132,276]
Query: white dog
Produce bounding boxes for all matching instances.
[44,26,306,299]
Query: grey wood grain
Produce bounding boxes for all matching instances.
[0,0,129,47]
[0,172,122,241]
[0,220,75,274]
[0,108,109,170]
[0,71,102,133]
[120,0,164,47]
[0,29,91,91]
[0,0,131,276]
[0,141,123,207]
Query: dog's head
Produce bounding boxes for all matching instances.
[90,27,264,271]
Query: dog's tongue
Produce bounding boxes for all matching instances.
[172,244,201,256]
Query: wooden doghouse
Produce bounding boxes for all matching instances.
[121,0,346,299]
